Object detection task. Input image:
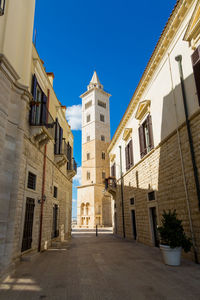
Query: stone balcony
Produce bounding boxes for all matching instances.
[54,139,68,168]
[105,177,117,197]
[66,158,77,180]
[29,103,54,147]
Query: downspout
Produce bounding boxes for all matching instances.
[119,145,126,238]
[172,54,198,263]
[38,88,50,252]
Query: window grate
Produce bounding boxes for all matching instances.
[148,191,155,201]
[53,186,58,198]
[27,172,36,190]
[130,197,135,205]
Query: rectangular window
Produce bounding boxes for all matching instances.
[87,171,90,180]
[87,153,90,160]
[67,142,72,170]
[53,186,58,198]
[87,136,90,142]
[102,152,105,160]
[27,172,36,190]
[148,191,156,201]
[101,135,105,141]
[130,197,135,205]
[125,139,134,171]
[98,100,106,109]
[100,114,105,122]
[138,115,154,158]
[102,172,106,179]
[85,100,92,109]
[87,115,91,123]
[54,118,63,155]
[111,163,116,177]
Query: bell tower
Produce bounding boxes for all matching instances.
[77,71,112,228]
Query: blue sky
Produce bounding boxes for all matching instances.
[33,0,177,218]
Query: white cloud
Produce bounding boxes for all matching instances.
[66,104,82,130]
[73,166,81,186]
[72,199,77,203]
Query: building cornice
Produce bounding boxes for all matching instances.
[108,0,194,153]
[80,87,111,98]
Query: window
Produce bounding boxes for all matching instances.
[98,100,106,109]
[27,172,36,190]
[100,114,105,122]
[87,115,91,123]
[53,186,58,198]
[85,100,92,109]
[102,172,106,179]
[87,171,90,180]
[191,45,200,105]
[87,136,90,142]
[54,118,63,155]
[130,197,135,205]
[125,139,134,171]
[67,142,72,170]
[102,152,105,160]
[101,135,105,141]
[138,114,154,158]
[148,191,156,201]
[87,153,90,160]
[111,163,116,177]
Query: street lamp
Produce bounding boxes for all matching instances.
[0,0,5,16]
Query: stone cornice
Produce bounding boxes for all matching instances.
[108,0,194,153]
[80,87,111,98]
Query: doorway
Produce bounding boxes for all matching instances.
[52,204,59,238]
[21,197,35,252]
[149,207,159,247]
[131,210,137,240]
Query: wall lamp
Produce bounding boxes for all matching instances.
[0,0,6,16]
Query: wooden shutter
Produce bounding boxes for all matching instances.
[30,75,37,124]
[125,145,129,171]
[138,125,145,158]
[147,115,154,150]
[59,126,63,154]
[129,139,134,167]
[41,93,47,125]
[54,118,60,154]
[192,46,200,106]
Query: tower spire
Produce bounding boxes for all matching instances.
[87,71,103,91]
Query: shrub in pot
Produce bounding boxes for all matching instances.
[158,210,192,266]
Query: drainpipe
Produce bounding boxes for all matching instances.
[175,55,199,263]
[38,89,50,252]
[119,145,126,238]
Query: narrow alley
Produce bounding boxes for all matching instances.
[0,232,200,300]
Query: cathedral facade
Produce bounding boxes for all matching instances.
[77,72,112,228]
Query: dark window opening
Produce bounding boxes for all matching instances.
[111,163,116,177]
[130,197,135,205]
[102,152,105,160]
[53,186,58,198]
[100,114,105,122]
[27,172,36,190]
[148,191,155,201]
[191,46,200,106]
[21,198,35,252]
[125,139,134,171]
[138,114,154,158]
[101,135,105,141]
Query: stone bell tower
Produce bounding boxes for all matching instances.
[77,71,112,228]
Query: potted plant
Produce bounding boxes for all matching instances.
[158,210,192,266]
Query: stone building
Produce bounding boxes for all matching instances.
[77,72,112,228]
[106,0,200,262]
[0,0,76,278]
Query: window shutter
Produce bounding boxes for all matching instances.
[138,125,145,158]
[113,163,116,177]
[54,118,60,154]
[41,93,47,125]
[30,75,37,124]
[125,145,129,171]
[147,115,154,150]
[129,139,134,167]
[32,74,37,100]
[59,126,63,154]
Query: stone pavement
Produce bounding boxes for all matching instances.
[0,233,200,300]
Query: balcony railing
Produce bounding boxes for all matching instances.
[54,139,68,167]
[67,158,77,179]
[105,176,117,197]
[29,103,55,145]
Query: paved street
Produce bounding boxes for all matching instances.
[0,233,200,300]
